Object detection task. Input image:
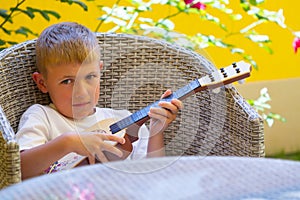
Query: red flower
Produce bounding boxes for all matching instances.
[293,37,300,53]
[184,0,206,10]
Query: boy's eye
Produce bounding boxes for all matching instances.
[86,74,97,80]
[61,79,73,85]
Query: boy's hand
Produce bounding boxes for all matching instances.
[148,89,183,136]
[71,132,125,164]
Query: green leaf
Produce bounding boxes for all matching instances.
[7,41,18,45]
[39,11,50,21]
[268,112,286,122]
[101,6,112,14]
[249,0,257,6]
[240,2,250,11]
[242,55,258,70]
[264,112,286,127]
[15,26,34,37]
[187,8,202,14]
[255,13,268,20]
[248,86,286,127]
[59,0,71,5]
[72,0,88,11]
[261,45,273,54]
[203,13,227,31]
[1,27,11,35]
[250,0,265,6]
[0,9,12,23]
[26,7,60,21]
[0,39,5,46]
[157,19,174,30]
[247,34,270,43]
[230,48,244,54]
[219,23,227,31]
[177,1,186,11]
[12,8,35,19]
[230,14,242,20]
[106,16,127,26]
[24,7,37,18]
[246,99,255,106]
[59,0,88,11]
[264,116,274,127]
[138,17,154,24]
[44,10,61,19]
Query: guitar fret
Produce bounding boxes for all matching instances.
[110,117,134,134]
[174,79,201,100]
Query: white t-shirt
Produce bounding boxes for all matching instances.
[16,104,149,173]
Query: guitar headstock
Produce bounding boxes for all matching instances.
[198,61,252,89]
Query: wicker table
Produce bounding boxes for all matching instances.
[1,156,300,200]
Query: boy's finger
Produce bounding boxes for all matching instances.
[161,89,172,99]
[158,102,179,114]
[95,151,108,163]
[88,155,95,165]
[148,109,173,122]
[171,99,183,110]
[150,107,169,117]
[102,144,123,157]
[101,134,125,144]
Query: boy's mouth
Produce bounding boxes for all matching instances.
[72,102,90,107]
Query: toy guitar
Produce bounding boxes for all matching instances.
[77,60,252,165]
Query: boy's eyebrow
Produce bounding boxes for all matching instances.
[61,75,76,79]
[60,71,97,79]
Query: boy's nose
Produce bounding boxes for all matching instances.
[73,81,89,99]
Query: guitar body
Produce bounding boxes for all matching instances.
[76,118,140,166]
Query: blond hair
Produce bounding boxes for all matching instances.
[36,22,100,76]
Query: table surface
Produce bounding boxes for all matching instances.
[1,156,300,200]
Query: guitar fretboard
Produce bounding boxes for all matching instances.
[109,79,201,134]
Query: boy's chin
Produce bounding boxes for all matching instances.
[72,109,96,120]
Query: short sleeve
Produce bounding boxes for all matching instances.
[16,105,50,151]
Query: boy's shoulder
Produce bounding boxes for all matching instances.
[24,104,57,115]
[18,104,58,130]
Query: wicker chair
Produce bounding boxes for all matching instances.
[0,33,264,189]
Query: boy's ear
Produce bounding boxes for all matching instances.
[32,72,48,93]
[99,61,103,70]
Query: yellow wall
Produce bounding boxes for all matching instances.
[236,77,300,155]
[2,0,300,82]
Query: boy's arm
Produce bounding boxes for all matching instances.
[20,133,77,179]
[146,129,165,157]
[20,132,125,180]
[147,90,183,157]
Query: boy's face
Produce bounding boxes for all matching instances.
[33,61,102,120]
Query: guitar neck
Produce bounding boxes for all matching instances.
[109,61,251,134]
[109,79,201,134]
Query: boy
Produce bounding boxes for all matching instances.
[16,22,182,179]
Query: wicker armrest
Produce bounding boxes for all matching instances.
[0,107,21,189]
